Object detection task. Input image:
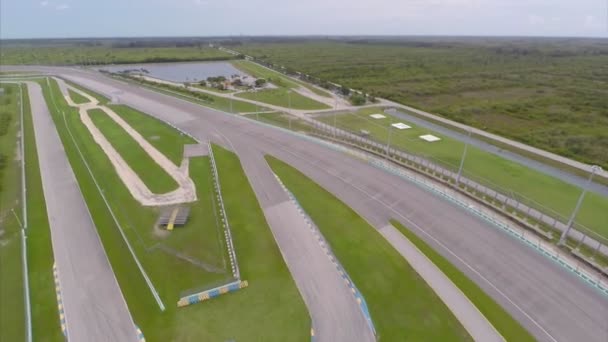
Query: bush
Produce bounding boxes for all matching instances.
[349,93,366,106]
[255,78,267,87]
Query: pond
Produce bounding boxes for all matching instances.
[100,61,250,83]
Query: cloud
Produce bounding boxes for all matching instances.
[193,0,209,5]
[527,14,545,26]
[583,15,603,30]
[55,3,70,10]
[40,1,49,7]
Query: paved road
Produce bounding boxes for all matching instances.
[385,108,608,198]
[379,224,503,342]
[39,70,608,342]
[232,147,375,342]
[26,81,138,342]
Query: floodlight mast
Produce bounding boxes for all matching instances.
[456,128,472,185]
[288,90,292,129]
[558,165,603,246]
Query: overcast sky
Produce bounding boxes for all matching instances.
[1,0,607,39]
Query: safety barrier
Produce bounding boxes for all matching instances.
[208,142,240,280]
[53,263,68,337]
[273,174,377,336]
[135,325,145,342]
[371,158,608,297]
[177,280,248,307]
[243,115,608,297]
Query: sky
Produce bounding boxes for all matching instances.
[1,0,607,39]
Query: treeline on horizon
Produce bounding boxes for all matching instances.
[3,35,608,57]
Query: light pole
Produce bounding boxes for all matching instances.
[558,165,602,246]
[456,128,472,186]
[288,90,292,130]
[385,124,393,155]
[254,90,259,121]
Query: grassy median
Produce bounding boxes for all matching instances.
[87,108,180,194]
[267,155,472,341]
[39,77,310,340]
[390,220,535,342]
[0,83,26,342]
[109,105,196,165]
[67,88,91,104]
[22,83,64,341]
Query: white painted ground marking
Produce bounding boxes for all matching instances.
[419,134,441,142]
[391,122,411,130]
[369,114,386,119]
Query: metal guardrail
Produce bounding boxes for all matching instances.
[177,280,248,307]
[309,120,608,261]
[208,142,240,280]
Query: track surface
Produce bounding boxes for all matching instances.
[31,69,608,342]
[27,81,138,342]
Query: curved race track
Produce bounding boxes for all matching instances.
[22,67,608,342]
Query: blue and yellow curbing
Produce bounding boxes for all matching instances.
[135,325,146,342]
[274,175,377,336]
[53,263,68,337]
[177,280,248,307]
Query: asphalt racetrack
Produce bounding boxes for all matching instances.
[26,81,139,342]
[23,67,608,342]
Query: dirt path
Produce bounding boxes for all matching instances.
[60,79,196,206]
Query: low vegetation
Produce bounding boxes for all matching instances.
[1,46,234,65]
[267,155,472,341]
[236,38,608,169]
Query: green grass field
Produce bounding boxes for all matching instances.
[0,84,26,342]
[319,107,608,239]
[21,83,64,341]
[267,155,472,341]
[390,220,534,342]
[39,77,309,340]
[1,46,234,65]
[67,89,90,104]
[237,39,608,169]
[232,60,333,98]
[66,80,110,104]
[108,105,196,166]
[87,108,179,194]
[236,88,329,110]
